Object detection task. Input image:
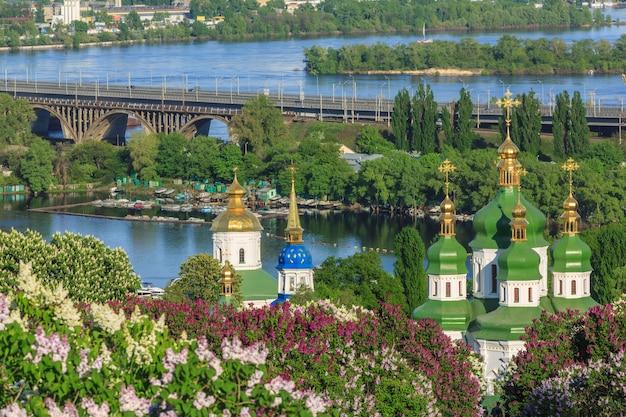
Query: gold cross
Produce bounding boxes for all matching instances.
[438,159,456,196]
[562,157,579,195]
[496,89,521,126]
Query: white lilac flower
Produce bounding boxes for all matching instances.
[221,337,268,366]
[90,304,126,334]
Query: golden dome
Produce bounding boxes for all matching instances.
[512,200,527,219]
[498,136,520,160]
[210,174,263,233]
[440,195,455,216]
[563,193,578,212]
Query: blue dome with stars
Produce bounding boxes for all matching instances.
[276,243,313,269]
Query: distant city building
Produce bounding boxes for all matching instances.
[61,0,80,25]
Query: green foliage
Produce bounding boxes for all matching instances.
[410,84,439,154]
[499,91,542,155]
[18,137,56,193]
[127,132,159,181]
[581,223,626,304]
[394,227,428,313]
[552,90,590,158]
[188,135,221,181]
[451,88,475,152]
[314,251,408,313]
[156,132,189,179]
[355,126,394,154]
[391,88,411,151]
[165,254,242,306]
[0,266,332,416]
[0,229,140,303]
[0,93,36,146]
[230,95,287,160]
[67,141,125,183]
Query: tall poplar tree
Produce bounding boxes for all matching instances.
[498,91,542,155]
[410,84,439,155]
[394,227,427,313]
[552,91,570,158]
[391,88,411,151]
[569,91,591,156]
[452,88,475,152]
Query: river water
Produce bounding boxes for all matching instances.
[0,193,475,288]
[1,15,624,285]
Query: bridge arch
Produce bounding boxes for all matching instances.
[85,110,155,144]
[178,114,231,140]
[31,104,78,143]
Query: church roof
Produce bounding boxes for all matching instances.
[470,187,548,250]
[426,236,468,275]
[469,297,553,341]
[498,240,542,281]
[277,243,313,269]
[211,173,263,233]
[239,269,277,301]
[550,234,592,273]
[413,299,473,331]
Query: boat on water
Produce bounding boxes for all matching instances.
[417,23,433,44]
[138,282,165,298]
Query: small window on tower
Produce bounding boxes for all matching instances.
[239,248,245,264]
[445,282,451,298]
[514,287,520,303]
[491,264,498,293]
[571,280,577,295]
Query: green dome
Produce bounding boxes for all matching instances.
[550,234,592,273]
[413,300,473,331]
[470,187,548,250]
[469,305,545,341]
[426,236,468,275]
[498,241,542,281]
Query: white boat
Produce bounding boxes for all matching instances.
[418,23,433,44]
[138,282,165,298]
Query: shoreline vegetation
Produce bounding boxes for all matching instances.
[303,35,626,76]
[0,0,605,54]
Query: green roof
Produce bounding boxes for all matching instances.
[550,295,598,313]
[413,299,474,331]
[498,241,542,281]
[550,234,592,273]
[470,187,548,250]
[239,269,277,301]
[469,297,554,341]
[426,236,468,275]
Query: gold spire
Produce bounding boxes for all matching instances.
[210,167,263,233]
[561,158,581,235]
[219,262,234,297]
[285,166,304,244]
[438,159,456,236]
[510,168,528,242]
[496,89,523,187]
[226,167,247,212]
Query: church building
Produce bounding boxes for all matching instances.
[414,90,597,393]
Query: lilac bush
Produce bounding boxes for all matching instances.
[117,298,484,416]
[0,263,337,416]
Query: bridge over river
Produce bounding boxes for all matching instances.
[2,79,625,143]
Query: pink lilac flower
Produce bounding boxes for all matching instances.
[80,398,110,417]
[0,294,10,330]
[0,403,27,417]
[30,327,71,373]
[265,376,296,395]
[119,385,151,417]
[44,399,78,417]
[222,337,268,365]
[193,392,217,410]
